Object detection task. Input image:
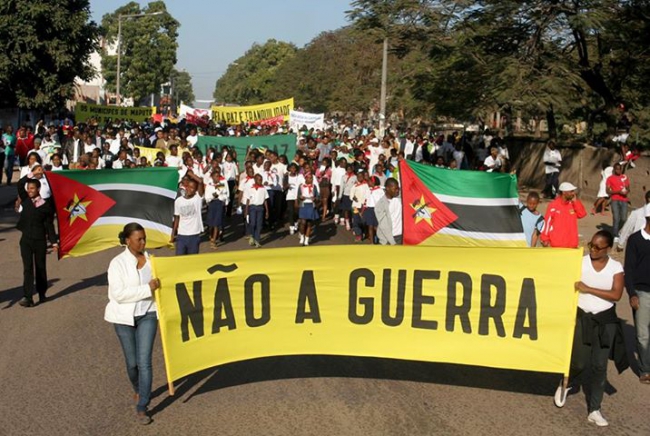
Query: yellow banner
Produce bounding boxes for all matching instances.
[75,103,155,124]
[135,146,169,164]
[211,98,294,124]
[152,246,581,388]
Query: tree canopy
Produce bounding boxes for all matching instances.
[100,1,179,105]
[171,68,194,106]
[0,0,99,111]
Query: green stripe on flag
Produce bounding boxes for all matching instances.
[406,161,519,199]
[54,168,178,190]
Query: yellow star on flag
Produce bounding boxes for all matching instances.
[64,193,92,225]
[410,195,436,228]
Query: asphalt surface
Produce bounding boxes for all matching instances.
[0,182,648,436]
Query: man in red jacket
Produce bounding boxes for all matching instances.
[15,125,35,167]
[540,182,587,248]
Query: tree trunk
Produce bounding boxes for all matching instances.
[546,104,557,140]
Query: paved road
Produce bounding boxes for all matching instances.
[0,183,647,436]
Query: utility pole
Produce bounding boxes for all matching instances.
[379,37,388,138]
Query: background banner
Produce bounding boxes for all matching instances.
[290,110,325,131]
[135,145,169,163]
[195,134,297,169]
[75,103,155,125]
[180,103,210,128]
[153,245,582,389]
[211,98,294,124]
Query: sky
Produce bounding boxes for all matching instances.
[90,0,353,107]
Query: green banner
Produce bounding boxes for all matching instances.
[195,134,297,169]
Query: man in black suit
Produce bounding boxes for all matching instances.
[16,178,58,307]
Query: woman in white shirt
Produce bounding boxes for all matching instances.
[554,230,625,428]
[105,223,161,425]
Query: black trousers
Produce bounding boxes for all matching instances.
[226,180,236,216]
[20,237,48,300]
[544,172,559,198]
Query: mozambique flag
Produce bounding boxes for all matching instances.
[399,160,525,247]
[47,168,178,258]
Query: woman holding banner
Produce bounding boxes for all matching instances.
[554,230,627,427]
[105,223,161,425]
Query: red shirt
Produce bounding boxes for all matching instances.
[540,197,587,248]
[15,134,35,159]
[606,174,630,201]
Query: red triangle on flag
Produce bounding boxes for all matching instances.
[47,171,116,258]
[399,161,458,245]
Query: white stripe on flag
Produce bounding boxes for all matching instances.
[94,216,173,234]
[434,194,519,207]
[438,227,526,241]
[92,184,177,199]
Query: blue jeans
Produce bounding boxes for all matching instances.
[610,200,627,237]
[4,154,14,184]
[114,312,158,412]
[176,234,200,255]
[249,205,264,242]
[635,291,650,375]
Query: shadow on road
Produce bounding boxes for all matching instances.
[1,278,60,308]
[149,355,566,416]
[48,273,107,302]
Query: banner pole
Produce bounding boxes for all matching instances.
[150,255,176,396]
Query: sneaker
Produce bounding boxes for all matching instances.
[136,411,152,425]
[339,218,345,226]
[587,410,608,427]
[553,379,571,408]
[289,226,295,235]
[254,240,262,248]
[334,214,339,223]
[248,237,255,246]
[299,234,305,245]
[304,237,309,246]
[345,220,351,231]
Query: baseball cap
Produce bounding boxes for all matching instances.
[559,182,577,192]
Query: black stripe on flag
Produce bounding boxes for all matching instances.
[445,203,523,234]
[101,190,174,226]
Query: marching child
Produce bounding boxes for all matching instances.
[245,174,269,248]
[284,163,304,235]
[297,172,320,246]
[339,164,357,230]
[350,171,370,242]
[205,167,230,249]
[364,175,385,244]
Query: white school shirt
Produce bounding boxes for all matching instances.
[578,255,623,314]
[238,175,255,194]
[484,155,502,172]
[174,194,204,236]
[262,170,280,191]
[205,177,230,204]
[271,162,287,183]
[350,182,370,209]
[342,174,357,196]
[298,183,317,204]
[286,174,305,201]
[365,186,385,208]
[133,260,156,316]
[253,163,265,176]
[246,186,269,206]
[331,166,346,189]
[222,161,238,181]
[166,155,182,169]
[186,134,198,147]
[388,197,403,236]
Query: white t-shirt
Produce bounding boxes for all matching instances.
[286,174,304,201]
[174,194,204,235]
[388,197,402,236]
[222,161,238,181]
[331,166,346,188]
[484,155,502,172]
[186,134,198,147]
[578,255,623,314]
[543,148,562,174]
[166,155,182,169]
[271,162,287,183]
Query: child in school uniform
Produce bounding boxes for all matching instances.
[350,171,370,242]
[205,167,229,249]
[284,163,304,235]
[339,164,357,231]
[245,174,269,248]
[364,175,385,244]
[297,172,320,246]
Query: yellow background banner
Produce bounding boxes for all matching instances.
[135,146,169,164]
[75,103,155,124]
[153,246,582,387]
[211,98,294,124]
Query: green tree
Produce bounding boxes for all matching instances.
[213,39,297,105]
[100,1,179,104]
[0,0,99,111]
[170,69,194,106]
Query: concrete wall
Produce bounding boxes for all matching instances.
[509,138,649,208]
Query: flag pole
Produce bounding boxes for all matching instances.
[150,255,176,395]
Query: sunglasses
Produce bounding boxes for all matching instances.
[587,242,609,252]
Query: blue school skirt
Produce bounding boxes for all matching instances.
[363,207,378,227]
[299,203,320,221]
[207,199,225,228]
